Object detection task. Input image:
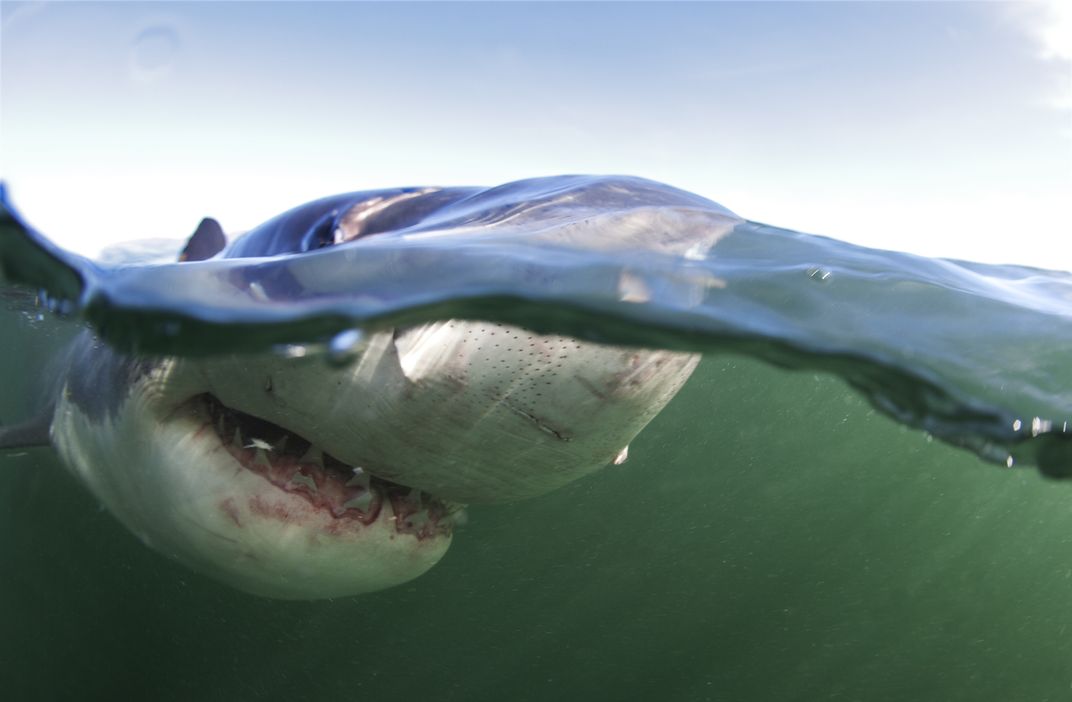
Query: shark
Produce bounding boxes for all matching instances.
[0,175,741,599]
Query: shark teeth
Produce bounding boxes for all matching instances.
[298,445,324,467]
[345,468,369,488]
[342,490,373,512]
[403,509,430,530]
[288,469,318,493]
[386,488,441,532]
[339,467,375,513]
[198,393,453,536]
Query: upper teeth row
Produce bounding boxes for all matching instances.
[211,403,463,528]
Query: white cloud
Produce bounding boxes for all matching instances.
[1009,0,1072,111]
[1035,0,1072,61]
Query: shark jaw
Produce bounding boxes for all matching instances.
[51,358,458,600]
[196,392,458,538]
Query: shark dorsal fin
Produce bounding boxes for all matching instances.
[179,218,226,262]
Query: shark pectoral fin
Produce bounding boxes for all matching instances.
[0,405,54,451]
[178,217,226,262]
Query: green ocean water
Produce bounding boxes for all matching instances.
[3,312,1072,700]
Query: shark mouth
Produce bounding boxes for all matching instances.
[193,393,457,540]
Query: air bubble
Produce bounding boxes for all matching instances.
[327,328,366,367]
[273,344,310,359]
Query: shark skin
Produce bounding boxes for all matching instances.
[3,176,741,599]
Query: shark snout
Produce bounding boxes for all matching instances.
[573,351,683,402]
[199,321,699,504]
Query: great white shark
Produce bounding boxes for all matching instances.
[0,176,741,599]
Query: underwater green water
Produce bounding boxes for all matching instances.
[4,339,1072,701]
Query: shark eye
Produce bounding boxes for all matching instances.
[301,211,339,252]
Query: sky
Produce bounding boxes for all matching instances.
[1,1,1070,270]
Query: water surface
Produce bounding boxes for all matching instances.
[3,176,1069,474]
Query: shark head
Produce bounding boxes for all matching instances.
[31,176,738,599]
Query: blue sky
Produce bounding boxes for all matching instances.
[2,1,1070,269]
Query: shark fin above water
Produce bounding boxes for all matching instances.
[178,217,226,262]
